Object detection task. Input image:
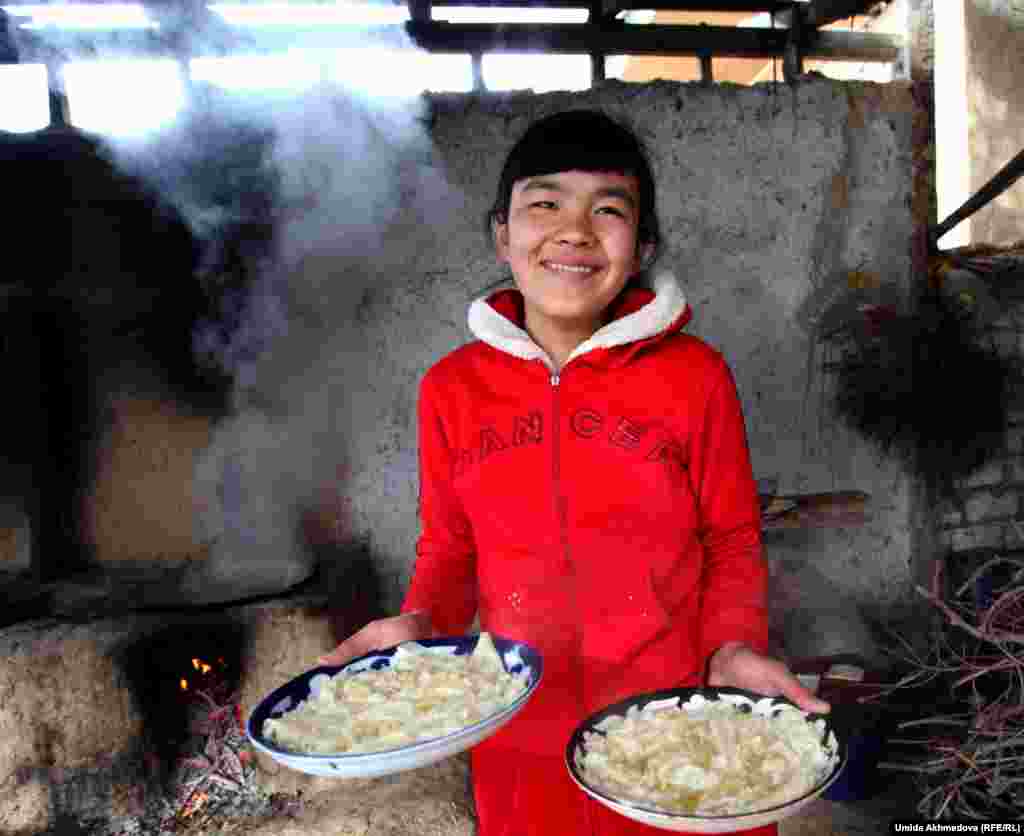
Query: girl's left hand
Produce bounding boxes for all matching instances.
[707,641,830,714]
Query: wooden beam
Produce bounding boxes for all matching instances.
[9,20,901,64]
[612,0,791,9]
[46,61,68,127]
[406,0,431,23]
[803,0,877,27]
[773,0,878,29]
[404,21,901,61]
[471,51,484,90]
[699,51,713,82]
[0,10,18,63]
[421,0,792,9]
[761,491,871,530]
[783,5,803,81]
[589,0,620,25]
[404,0,583,6]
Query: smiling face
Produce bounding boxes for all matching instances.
[493,169,646,349]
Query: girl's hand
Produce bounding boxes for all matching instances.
[317,611,436,667]
[707,641,830,714]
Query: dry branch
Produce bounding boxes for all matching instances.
[879,566,1024,818]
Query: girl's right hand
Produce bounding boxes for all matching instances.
[317,610,436,667]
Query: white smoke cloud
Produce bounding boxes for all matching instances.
[17,5,465,601]
[196,89,455,599]
[185,78,455,601]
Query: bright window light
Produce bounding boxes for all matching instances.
[422,53,473,92]
[614,10,655,24]
[330,47,473,94]
[606,54,627,79]
[0,64,50,132]
[616,11,786,29]
[813,60,894,83]
[935,0,970,248]
[209,3,409,27]
[64,59,184,138]
[432,7,587,24]
[1,3,154,30]
[483,53,590,93]
[191,52,324,93]
[193,48,470,98]
[736,12,774,28]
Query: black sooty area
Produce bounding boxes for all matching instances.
[114,618,247,783]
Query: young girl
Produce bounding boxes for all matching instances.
[321,109,828,836]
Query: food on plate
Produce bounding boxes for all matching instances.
[262,632,528,755]
[576,698,834,816]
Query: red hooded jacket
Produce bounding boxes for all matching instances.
[401,271,768,759]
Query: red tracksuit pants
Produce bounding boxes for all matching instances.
[471,746,778,836]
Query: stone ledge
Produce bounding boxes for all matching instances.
[0,597,475,835]
[0,617,146,836]
[241,756,475,836]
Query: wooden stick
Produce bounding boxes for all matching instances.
[915,585,1024,645]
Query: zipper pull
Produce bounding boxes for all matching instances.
[550,373,560,387]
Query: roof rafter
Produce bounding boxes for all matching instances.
[2,1,900,73]
[773,0,880,28]
[405,20,899,61]
[587,0,794,23]
[410,0,792,8]
[4,20,901,64]
[805,0,879,27]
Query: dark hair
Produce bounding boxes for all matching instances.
[484,109,662,273]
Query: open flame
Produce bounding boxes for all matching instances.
[179,657,221,691]
[180,789,210,819]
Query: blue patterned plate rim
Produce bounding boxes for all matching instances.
[247,633,543,760]
[565,685,848,822]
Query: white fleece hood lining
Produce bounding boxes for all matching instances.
[467,270,687,371]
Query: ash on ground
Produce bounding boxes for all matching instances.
[51,692,306,836]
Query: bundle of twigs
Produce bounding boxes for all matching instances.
[166,688,252,827]
[872,551,1024,819]
[155,686,303,834]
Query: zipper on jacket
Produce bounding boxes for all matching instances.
[551,369,587,778]
[550,371,568,569]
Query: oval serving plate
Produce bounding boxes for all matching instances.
[565,686,846,834]
[247,634,542,779]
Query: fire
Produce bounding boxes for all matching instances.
[179,657,217,691]
[180,790,209,819]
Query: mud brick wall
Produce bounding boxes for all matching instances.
[938,307,1024,563]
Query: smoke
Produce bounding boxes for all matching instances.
[186,79,447,597]
[29,5,462,599]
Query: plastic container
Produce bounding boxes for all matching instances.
[792,655,888,802]
[822,707,883,802]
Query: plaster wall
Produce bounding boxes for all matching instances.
[963,0,1024,246]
